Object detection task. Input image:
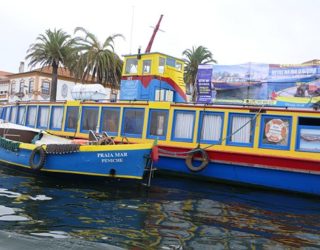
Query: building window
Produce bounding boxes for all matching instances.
[125,58,138,74]
[28,79,34,94]
[41,80,50,95]
[19,80,25,93]
[121,108,144,138]
[10,81,16,94]
[100,107,120,136]
[143,60,151,74]
[172,110,195,142]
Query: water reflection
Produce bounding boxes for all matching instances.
[0,166,319,249]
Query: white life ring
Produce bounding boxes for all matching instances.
[265,119,287,143]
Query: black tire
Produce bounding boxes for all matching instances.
[185,148,209,172]
[29,146,46,170]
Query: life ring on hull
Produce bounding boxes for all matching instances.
[29,146,46,170]
[185,148,209,172]
[265,119,287,143]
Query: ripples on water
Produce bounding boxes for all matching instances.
[0,166,319,249]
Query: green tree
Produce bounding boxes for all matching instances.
[182,46,217,101]
[73,27,124,89]
[26,28,76,101]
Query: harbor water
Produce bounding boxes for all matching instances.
[0,166,319,249]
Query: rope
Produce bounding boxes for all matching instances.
[158,103,266,156]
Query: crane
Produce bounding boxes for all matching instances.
[145,15,164,53]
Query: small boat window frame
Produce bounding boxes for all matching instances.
[226,113,256,147]
[171,110,196,143]
[64,106,80,132]
[296,116,320,152]
[17,106,26,125]
[37,105,50,129]
[259,114,292,150]
[80,106,100,134]
[100,107,121,136]
[147,109,169,140]
[5,106,11,122]
[9,106,18,124]
[121,108,145,138]
[198,111,224,145]
[50,106,65,131]
[26,105,37,128]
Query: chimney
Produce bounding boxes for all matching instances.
[19,61,25,73]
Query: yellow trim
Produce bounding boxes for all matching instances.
[148,101,171,110]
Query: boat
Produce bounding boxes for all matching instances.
[2,50,320,195]
[0,122,153,180]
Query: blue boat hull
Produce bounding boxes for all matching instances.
[0,146,151,180]
[155,156,320,196]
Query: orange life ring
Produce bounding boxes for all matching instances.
[265,119,287,143]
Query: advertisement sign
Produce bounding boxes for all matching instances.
[196,65,213,103]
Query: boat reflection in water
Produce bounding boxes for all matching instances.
[0,167,319,249]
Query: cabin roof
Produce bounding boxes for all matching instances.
[122,52,184,62]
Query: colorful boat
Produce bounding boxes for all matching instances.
[0,122,152,180]
[1,52,320,195]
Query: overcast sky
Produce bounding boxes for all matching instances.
[1,0,319,73]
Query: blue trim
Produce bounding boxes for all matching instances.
[121,108,145,138]
[17,106,26,125]
[50,106,64,131]
[226,113,255,147]
[26,106,37,128]
[146,109,169,140]
[1,107,6,120]
[80,106,99,133]
[37,106,50,129]
[197,111,224,144]
[99,107,121,136]
[259,115,292,150]
[296,124,320,152]
[64,106,79,132]
[171,110,196,143]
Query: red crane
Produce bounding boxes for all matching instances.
[145,15,164,53]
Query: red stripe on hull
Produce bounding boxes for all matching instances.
[159,146,320,173]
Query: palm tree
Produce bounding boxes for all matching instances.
[26,28,76,101]
[72,27,124,89]
[182,46,217,101]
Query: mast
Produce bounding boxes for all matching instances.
[145,14,163,53]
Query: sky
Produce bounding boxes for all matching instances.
[1,0,319,73]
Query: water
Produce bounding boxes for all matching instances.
[0,166,319,249]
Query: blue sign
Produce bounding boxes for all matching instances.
[196,65,213,103]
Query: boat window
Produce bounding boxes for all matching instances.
[166,57,176,67]
[50,106,64,130]
[121,108,144,138]
[176,62,182,71]
[147,109,168,140]
[143,60,152,74]
[296,117,320,152]
[125,58,138,74]
[159,57,165,74]
[26,106,37,127]
[37,106,50,129]
[10,106,18,123]
[81,107,99,132]
[172,110,195,142]
[227,113,255,147]
[5,107,11,122]
[17,106,26,125]
[65,106,79,131]
[100,107,120,136]
[198,112,224,144]
[259,115,291,150]
[155,89,174,102]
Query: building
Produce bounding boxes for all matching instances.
[6,63,118,103]
[0,70,12,103]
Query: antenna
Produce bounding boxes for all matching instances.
[145,15,164,53]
